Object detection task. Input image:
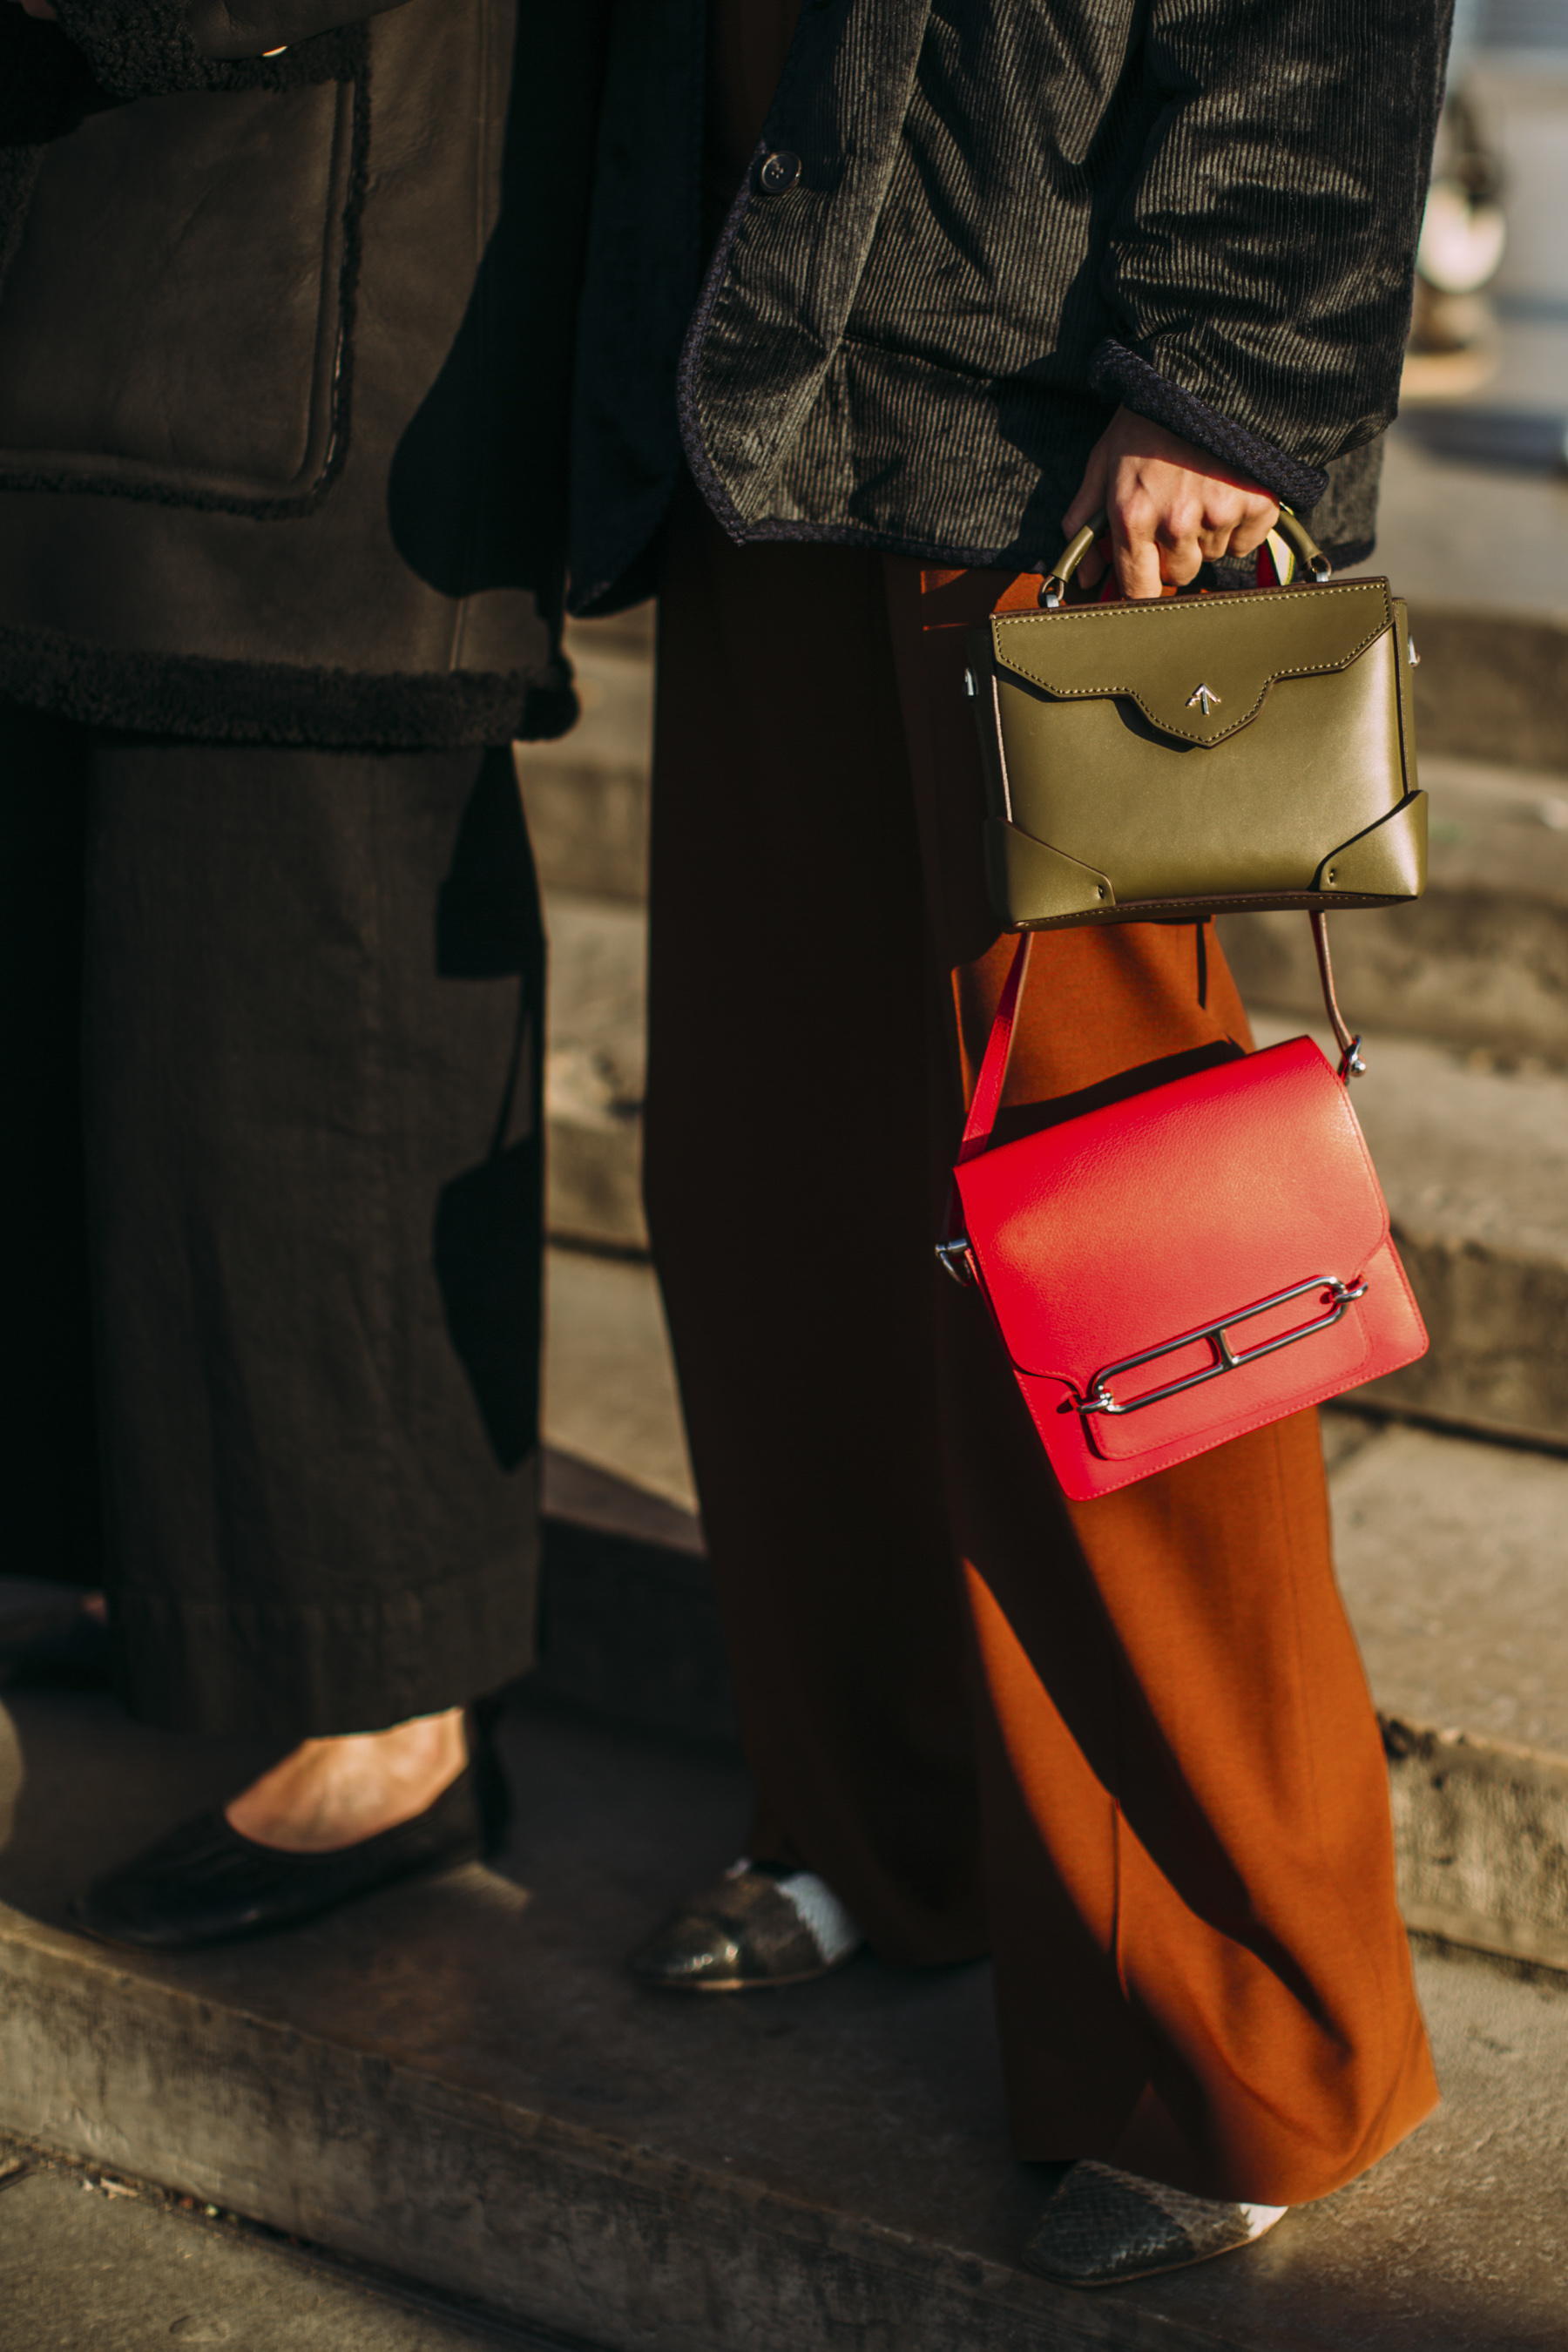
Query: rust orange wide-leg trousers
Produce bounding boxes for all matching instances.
[642,483,1437,2206]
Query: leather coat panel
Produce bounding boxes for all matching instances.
[0,0,604,743]
[0,79,353,497]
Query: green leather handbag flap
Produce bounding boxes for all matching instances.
[989,578,1395,748]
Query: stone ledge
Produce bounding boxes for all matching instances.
[1220,755,1568,1065]
[4,1688,1568,2350]
[0,1914,1173,2352]
[532,1441,1568,1978]
[1386,1721,1568,1975]
[545,1119,646,1256]
[1407,604,1568,777]
[1251,1017,1568,1446]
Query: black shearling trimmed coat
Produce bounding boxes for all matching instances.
[0,0,603,746]
[570,0,1451,614]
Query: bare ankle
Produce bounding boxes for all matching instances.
[225,1707,469,1854]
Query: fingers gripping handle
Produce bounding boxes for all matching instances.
[1037,504,1331,608]
[1038,516,1109,608]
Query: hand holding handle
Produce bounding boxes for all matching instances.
[1038,506,1331,609]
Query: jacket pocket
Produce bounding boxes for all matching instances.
[0,75,361,510]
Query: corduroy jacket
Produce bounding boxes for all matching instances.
[0,0,601,746]
[571,0,1450,614]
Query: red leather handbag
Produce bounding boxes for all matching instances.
[941,922,1428,1502]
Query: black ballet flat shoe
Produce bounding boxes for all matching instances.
[70,1713,511,1953]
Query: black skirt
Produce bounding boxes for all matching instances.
[0,703,544,1738]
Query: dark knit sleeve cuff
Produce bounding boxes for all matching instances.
[1088,339,1329,512]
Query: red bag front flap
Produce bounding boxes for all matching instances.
[952,1034,1390,1398]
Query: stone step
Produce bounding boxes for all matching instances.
[1403,601,1568,777]
[539,1251,1568,1976]
[527,615,1568,929]
[542,1245,693,1515]
[7,1435,1566,1984]
[539,882,1568,1448]
[1249,1012,1568,1446]
[540,895,648,1254]
[1326,1413,1568,1973]
[4,1676,1568,2351]
[0,2129,576,2351]
[1219,755,1568,1065]
[527,657,1566,1268]
[516,623,654,909]
[1355,289,1568,775]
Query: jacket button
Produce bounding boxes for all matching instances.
[758,150,802,195]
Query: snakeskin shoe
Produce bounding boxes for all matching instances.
[630,1858,863,1990]
[1024,2160,1286,2288]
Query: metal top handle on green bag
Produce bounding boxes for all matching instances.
[1038,505,1332,608]
[967,498,1424,956]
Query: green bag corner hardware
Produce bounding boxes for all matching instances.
[966,507,1426,930]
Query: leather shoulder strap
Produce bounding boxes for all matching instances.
[957,933,1032,1162]
[956,908,1357,1190]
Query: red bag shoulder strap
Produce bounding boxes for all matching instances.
[956,912,1360,1176]
[957,933,1032,1162]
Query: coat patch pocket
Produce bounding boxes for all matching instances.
[0,78,360,510]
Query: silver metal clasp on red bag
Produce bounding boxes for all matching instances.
[1077,1273,1371,1420]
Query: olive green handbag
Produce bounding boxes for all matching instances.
[964,509,1424,929]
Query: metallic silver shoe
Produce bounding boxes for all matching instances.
[629,1858,863,1991]
[1023,2160,1286,2288]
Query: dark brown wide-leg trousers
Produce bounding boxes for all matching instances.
[0,704,545,1739]
[643,485,1437,2206]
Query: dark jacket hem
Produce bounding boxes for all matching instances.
[1088,339,1330,512]
[674,161,1349,580]
[0,625,577,747]
[587,475,1371,592]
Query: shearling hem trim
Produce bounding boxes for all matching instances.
[0,626,578,747]
[1088,340,1330,512]
[48,0,362,103]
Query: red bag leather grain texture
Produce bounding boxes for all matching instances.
[951,943,1428,1502]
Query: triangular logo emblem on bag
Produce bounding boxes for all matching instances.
[1186,683,1222,715]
